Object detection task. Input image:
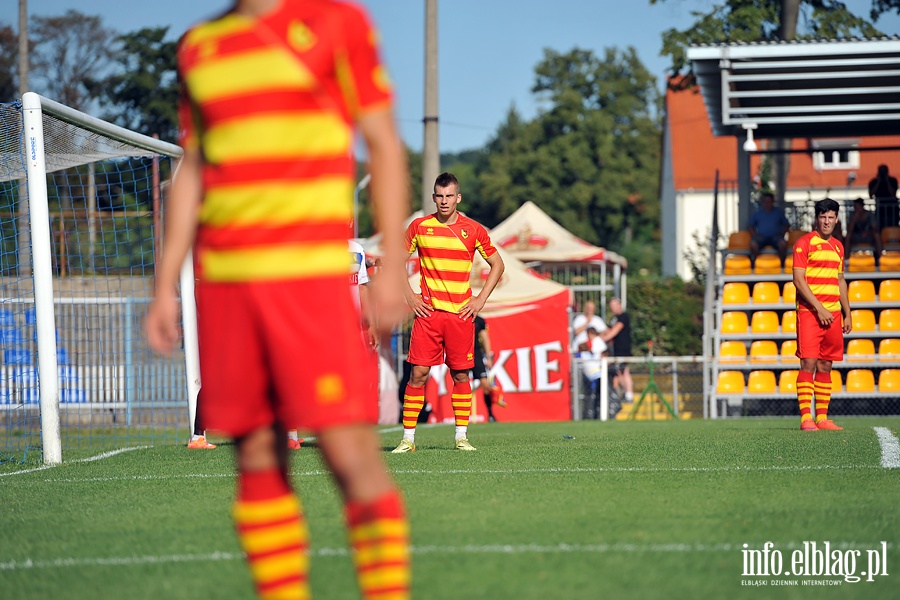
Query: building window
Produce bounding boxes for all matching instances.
[811,140,860,171]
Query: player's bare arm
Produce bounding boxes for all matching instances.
[145,148,203,355]
[793,267,833,327]
[601,322,623,342]
[358,108,410,333]
[459,251,505,320]
[838,273,852,334]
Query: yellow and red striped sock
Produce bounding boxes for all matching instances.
[234,469,310,600]
[401,384,425,433]
[814,371,833,423]
[346,490,411,600]
[451,380,472,427]
[796,370,814,423]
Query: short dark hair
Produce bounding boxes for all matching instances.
[815,197,840,217]
[434,172,459,191]
[760,191,775,201]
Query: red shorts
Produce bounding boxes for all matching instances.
[407,309,475,371]
[796,310,844,362]
[195,276,377,437]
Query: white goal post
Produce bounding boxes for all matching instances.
[16,92,200,465]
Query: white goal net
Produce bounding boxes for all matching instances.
[0,93,199,466]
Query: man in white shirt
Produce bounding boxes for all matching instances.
[572,300,607,352]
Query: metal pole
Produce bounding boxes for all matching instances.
[354,173,372,239]
[421,0,439,214]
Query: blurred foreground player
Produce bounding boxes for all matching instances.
[146,1,411,598]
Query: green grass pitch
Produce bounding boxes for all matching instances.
[1,418,898,599]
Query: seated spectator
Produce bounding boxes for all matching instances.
[845,198,882,259]
[748,192,790,266]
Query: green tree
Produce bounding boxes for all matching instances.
[29,10,114,110]
[95,27,179,142]
[476,48,662,272]
[0,25,17,102]
[627,277,705,356]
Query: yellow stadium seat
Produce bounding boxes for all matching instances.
[781,310,797,333]
[879,279,900,301]
[719,341,747,364]
[880,309,900,331]
[878,369,900,392]
[782,281,796,304]
[878,338,900,362]
[845,369,875,392]
[716,371,745,394]
[848,280,876,303]
[724,255,752,275]
[831,370,843,392]
[851,309,876,332]
[783,255,793,271]
[749,340,779,363]
[721,311,749,334]
[780,339,799,363]
[880,251,900,271]
[727,231,752,253]
[751,311,779,334]
[882,226,900,248]
[787,229,807,249]
[722,282,750,305]
[747,370,777,394]
[848,251,876,272]
[754,253,783,275]
[779,370,799,394]
[752,281,780,304]
[846,339,875,362]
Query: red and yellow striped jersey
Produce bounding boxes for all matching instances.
[406,213,498,313]
[793,231,844,312]
[177,0,392,282]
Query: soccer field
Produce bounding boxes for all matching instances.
[1,418,898,599]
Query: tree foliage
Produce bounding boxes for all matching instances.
[29,10,114,110]
[650,0,884,80]
[474,47,662,272]
[95,27,179,142]
[627,277,705,356]
[0,25,17,102]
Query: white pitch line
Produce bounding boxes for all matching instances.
[1,541,892,572]
[7,463,883,484]
[873,426,900,469]
[0,446,149,478]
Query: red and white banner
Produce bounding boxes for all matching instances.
[425,288,571,422]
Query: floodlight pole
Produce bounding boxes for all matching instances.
[421,0,439,214]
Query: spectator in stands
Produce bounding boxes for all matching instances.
[572,300,607,352]
[792,198,851,432]
[868,164,899,229]
[748,192,790,266]
[579,327,607,419]
[845,198,882,261]
[601,297,633,404]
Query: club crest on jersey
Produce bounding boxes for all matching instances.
[461,229,469,239]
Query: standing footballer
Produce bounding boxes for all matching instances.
[392,172,505,452]
[792,198,852,431]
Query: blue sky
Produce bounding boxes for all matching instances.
[8,1,900,152]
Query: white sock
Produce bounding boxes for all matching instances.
[625,392,634,402]
[403,429,416,443]
[455,426,467,440]
[190,433,203,442]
